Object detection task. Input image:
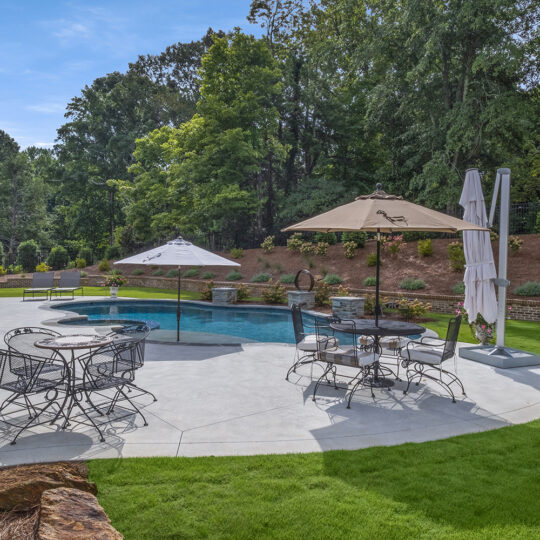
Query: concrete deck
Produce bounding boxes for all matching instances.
[0,297,539,465]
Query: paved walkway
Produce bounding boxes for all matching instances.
[0,297,539,465]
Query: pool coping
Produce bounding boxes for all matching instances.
[39,297,325,346]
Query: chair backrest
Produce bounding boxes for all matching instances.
[31,271,54,288]
[290,305,305,344]
[109,323,150,369]
[442,315,462,361]
[0,348,66,393]
[58,271,80,288]
[4,327,62,357]
[83,341,138,388]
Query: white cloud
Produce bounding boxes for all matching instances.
[35,142,55,148]
[53,21,92,41]
[26,103,65,114]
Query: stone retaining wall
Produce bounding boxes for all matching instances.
[1,274,539,321]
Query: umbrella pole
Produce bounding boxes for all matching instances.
[177,265,181,341]
[375,229,381,326]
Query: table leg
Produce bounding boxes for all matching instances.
[364,335,395,388]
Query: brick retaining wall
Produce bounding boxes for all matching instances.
[1,275,539,321]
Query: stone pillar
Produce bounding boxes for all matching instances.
[288,290,316,310]
[331,296,365,319]
[212,287,238,306]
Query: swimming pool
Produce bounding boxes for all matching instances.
[51,300,306,344]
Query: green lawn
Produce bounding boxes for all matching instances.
[89,419,540,539]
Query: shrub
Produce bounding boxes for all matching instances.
[0,243,4,267]
[201,271,215,280]
[263,260,271,269]
[8,264,22,274]
[78,247,93,266]
[315,281,331,306]
[315,242,329,256]
[323,273,343,285]
[167,269,180,278]
[399,277,426,290]
[80,271,88,278]
[75,257,87,269]
[417,238,433,257]
[251,272,271,283]
[299,242,315,255]
[35,262,51,272]
[342,231,367,248]
[343,241,357,259]
[183,268,199,278]
[383,234,405,255]
[447,242,465,272]
[226,270,243,281]
[230,247,243,259]
[201,281,214,301]
[508,235,523,253]
[490,230,499,242]
[286,233,303,251]
[452,282,465,294]
[396,296,432,319]
[104,244,121,260]
[152,269,164,276]
[366,253,378,266]
[261,236,275,253]
[236,283,250,301]
[363,276,377,286]
[47,246,69,270]
[279,273,296,284]
[150,265,159,270]
[0,266,6,276]
[98,259,111,272]
[262,281,287,304]
[514,281,540,297]
[111,269,123,275]
[67,261,76,269]
[132,268,145,276]
[336,285,350,297]
[18,240,39,272]
[314,232,337,245]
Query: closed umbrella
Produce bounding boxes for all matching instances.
[459,169,498,324]
[115,237,240,341]
[284,184,487,325]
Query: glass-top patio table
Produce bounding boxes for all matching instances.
[330,319,426,387]
[35,334,113,441]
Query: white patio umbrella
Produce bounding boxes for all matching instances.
[459,169,498,324]
[115,237,240,341]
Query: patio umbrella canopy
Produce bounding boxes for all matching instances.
[115,237,240,341]
[459,169,498,324]
[284,184,487,325]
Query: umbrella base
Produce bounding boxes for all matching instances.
[459,345,540,369]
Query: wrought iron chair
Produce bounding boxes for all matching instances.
[402,316,465,402]
[286,304,338,381]
[78,339,149,430]
[106,323,156,402]
[312,318,377,408]
[0,349,68,444]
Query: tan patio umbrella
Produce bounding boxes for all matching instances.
[283,183,487,325]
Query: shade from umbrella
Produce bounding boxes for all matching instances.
[283,184,488,325]
[459,169,498,324]
[115,237,240,341]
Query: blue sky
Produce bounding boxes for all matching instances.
[0,0,259,149]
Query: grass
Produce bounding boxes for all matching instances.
[89,419,540,539]
[0,286,201,301]
[422,312,540,355]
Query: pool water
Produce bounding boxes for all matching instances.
[52,300,307,344]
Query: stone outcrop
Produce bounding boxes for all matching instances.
[37,487,122,540]
[0,462,97,512]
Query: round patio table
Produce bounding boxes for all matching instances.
[330,319,426,388]
[35,334,113,441]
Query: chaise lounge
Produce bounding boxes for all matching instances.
[50,271,83,300]
[22,271,54,301]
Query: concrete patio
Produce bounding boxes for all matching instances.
[0,297,539,465]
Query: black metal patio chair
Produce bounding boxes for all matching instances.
[0,349,68,444]
[286,304,338,381]
[312,318,377,408]
[401,316,465,402]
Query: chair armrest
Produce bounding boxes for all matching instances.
[420,336,445,347]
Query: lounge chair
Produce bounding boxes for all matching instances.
[50,271,83,300]
[23,272,54,301]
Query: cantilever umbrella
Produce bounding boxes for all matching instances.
[115,237,240,341]
[283,183,488,325]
